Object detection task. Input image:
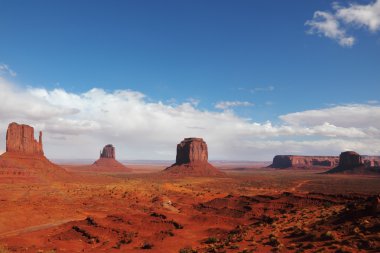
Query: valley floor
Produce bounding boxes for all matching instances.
[0,165,379,252]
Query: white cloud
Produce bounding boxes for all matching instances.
[215,101,254,110]
[305,11,355,47]
[306,0,380,46]
[280,104,380,129]
[0,77,379,160]
[336,0,380,32]
[0,64,17,77]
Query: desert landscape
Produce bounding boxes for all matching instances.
[0,122,379,253]
[1,1,380,252]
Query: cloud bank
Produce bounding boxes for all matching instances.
[0,77,379,161]
[306,0,380,47]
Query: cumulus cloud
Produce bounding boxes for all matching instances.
[215,101,254,110]
[305,11,355,47]
[306,0,380,46]
[0,77,379,160]
[336,0,380,32]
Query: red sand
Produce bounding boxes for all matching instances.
[0,163,379,252]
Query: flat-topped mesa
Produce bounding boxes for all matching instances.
[100,144,115,159]
[176,137,208,164]
[6,122,44,156]
[270,155,339,169]
[164,137,224,176]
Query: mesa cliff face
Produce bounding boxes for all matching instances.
[100,144,115,159]
[164,138,224,176]
[176,138,208,164]
[270,155,339,169]
[6,122,44,156]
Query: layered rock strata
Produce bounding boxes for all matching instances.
[270,155,339,169]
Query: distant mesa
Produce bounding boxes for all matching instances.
[270,155,339,169]
[327,151,380,174]
[90,144,131,172]
[163,137,225,176]
[0,122,68,180]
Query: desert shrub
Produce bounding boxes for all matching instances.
[268,235,280,247]
[205,237,218,244]
[321,231,335,240]
[141,242,153,249]
[171,220,184,229]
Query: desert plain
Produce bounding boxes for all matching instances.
[1,162,380,253]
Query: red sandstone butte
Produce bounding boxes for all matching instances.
[0,122,68,180]
[164,138,224,176]
[6,122,44,156]
[90,144,131,172]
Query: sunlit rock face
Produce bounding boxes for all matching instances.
[175,138,208,164]
[6,122,44,156]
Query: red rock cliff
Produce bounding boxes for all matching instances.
[271,155,339,169]
[6,122,44,156]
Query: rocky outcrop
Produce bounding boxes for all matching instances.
[6,122,44,156]
[327,151,380,174]
[338,151,362,168]
[164,138,224,176]
[270,155,339,169]
[90,144,131,172]
[0,122,68,181]
[176,138,208,164]
[362,156,380,167]
[100,144,115,159]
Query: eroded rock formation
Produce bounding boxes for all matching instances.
[90,144,131,172]
[164,138,224,176]
[338,151,362,168]
[6,122,44,156]
[176,138,208,164]
[270,155,339,169]
[100,144,115,159]
[0,122,68,180]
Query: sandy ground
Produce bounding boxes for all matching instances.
[0,163,379,252]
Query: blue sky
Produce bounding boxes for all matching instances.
[0,0,379,160]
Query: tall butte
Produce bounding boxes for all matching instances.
[0,122,68,180]
[163,138,224,176]
[90,144,131,172]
